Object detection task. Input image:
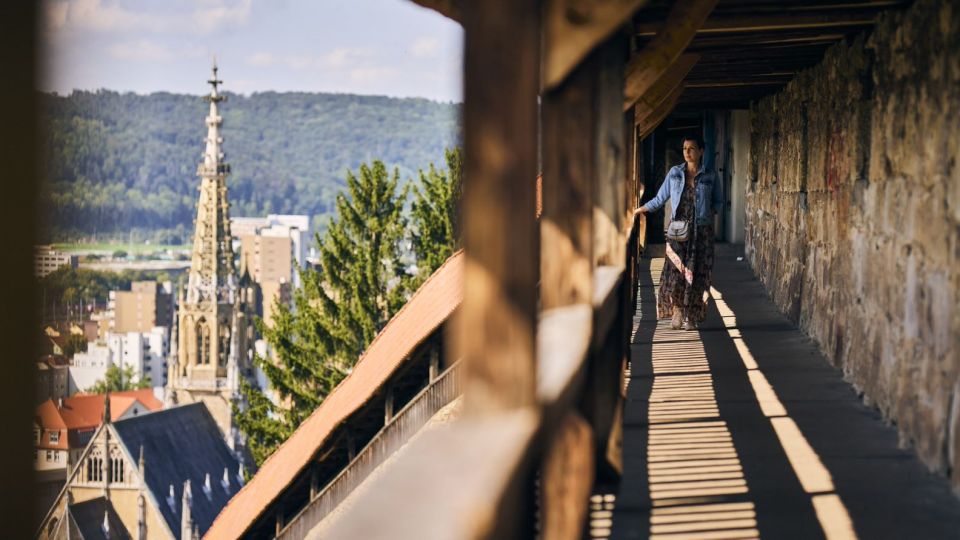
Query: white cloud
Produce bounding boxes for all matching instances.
[410,37,439,58]
[322,47,374,69]
[246,51,275,67]
[66,0,144,32]
[107,39,173,62]
[192,0,252,34]
[349,67,397,83]
[49,0,251,35]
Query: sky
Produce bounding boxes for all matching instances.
[40,0,464,102]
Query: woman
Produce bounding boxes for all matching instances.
[635,135,721,330]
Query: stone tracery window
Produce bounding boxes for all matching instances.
[196,318,211,365]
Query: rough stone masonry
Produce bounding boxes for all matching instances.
[744,0,960,493]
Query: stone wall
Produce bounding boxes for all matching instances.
[745,0,960,491]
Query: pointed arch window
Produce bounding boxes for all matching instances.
[218,324,231,367]
[196,318,211,365]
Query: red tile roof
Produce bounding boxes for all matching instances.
[205,250,464,540]
[34,389,164,449]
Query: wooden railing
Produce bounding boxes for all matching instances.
[275,362,463,539]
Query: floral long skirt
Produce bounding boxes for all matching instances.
[657,224,716,323]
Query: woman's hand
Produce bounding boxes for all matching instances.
[633,206,648,217]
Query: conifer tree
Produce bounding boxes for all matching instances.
[410,147,462,284]
[234,160,410,465]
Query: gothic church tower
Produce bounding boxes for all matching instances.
[168,63,256,448]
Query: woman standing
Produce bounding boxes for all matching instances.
[635,135,722,330]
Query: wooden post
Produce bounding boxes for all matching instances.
[593,36,628,267]
[309,466,319,500]
[541,47,596,310]
[384,387,395,424]
[455,0,540,414]
[346,429,356,461]
[428,345,440,383]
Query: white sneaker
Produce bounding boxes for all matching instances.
[684,319,698,331]
[671,310,683,330]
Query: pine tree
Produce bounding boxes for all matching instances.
[410,147,462,284]
[234,160,410,465]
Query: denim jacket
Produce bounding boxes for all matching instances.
[641,163,722,226]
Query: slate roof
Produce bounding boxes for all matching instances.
[68,496,131,540]
[112,402,242,539]
[205,250,464,539]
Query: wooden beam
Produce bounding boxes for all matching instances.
[456,0,540,413]
[624,52,697,111]
[636,82,684,140]
[408,0,462,23]
[634,9,880,37]
[623,0,718,109]
[543,0,647,90]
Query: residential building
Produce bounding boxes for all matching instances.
[111,281,174,333]
[37,402,240,539]
[69,329,167,396]
[34,245,78,278]
[36,355,70,404]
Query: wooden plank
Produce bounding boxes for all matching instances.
[634,9,881,36]
[591,266,624,351]
[409,0,462,23]
[636,82,684,140]
[541,44,596,310]
[622,0,718,109]
[537,305,593,420]
[322,411,540,539]
[543,0,647,90]
[457,0,540,413]
[625,52,698,112]
[541,412,595,540]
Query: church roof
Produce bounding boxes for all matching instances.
[205,250,464,539]
[67,496,131,540]
[112,402,241,540]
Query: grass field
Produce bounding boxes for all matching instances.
[53,242,190,254]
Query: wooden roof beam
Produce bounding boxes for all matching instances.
[623,0,718,109]
[543,0,649,90]
[624,52,697,111]
[408,0,462,23]
[635,10,880,37]
[635,81,684,139]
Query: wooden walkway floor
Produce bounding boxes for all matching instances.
[605,245,960,540]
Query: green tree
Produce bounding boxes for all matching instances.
[235,160,411,465]
[62,334,88,359]
[409,147,462,284]
[89,364,151,393]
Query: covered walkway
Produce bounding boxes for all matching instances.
[611,245,960,539]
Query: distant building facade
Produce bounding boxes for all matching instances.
[34,245,78,277]
[36,356,70,405]
[111,280,174,333]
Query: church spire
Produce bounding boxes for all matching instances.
[186,60,236,306]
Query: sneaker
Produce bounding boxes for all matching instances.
[684,319,698,331]
[671,309,683,330]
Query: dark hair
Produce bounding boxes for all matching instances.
[681,134,704,150]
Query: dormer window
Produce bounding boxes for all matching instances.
[49,431,60,444]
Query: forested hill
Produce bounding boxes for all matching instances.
[40,90,461,242]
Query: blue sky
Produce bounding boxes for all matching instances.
[40,0,464,102]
